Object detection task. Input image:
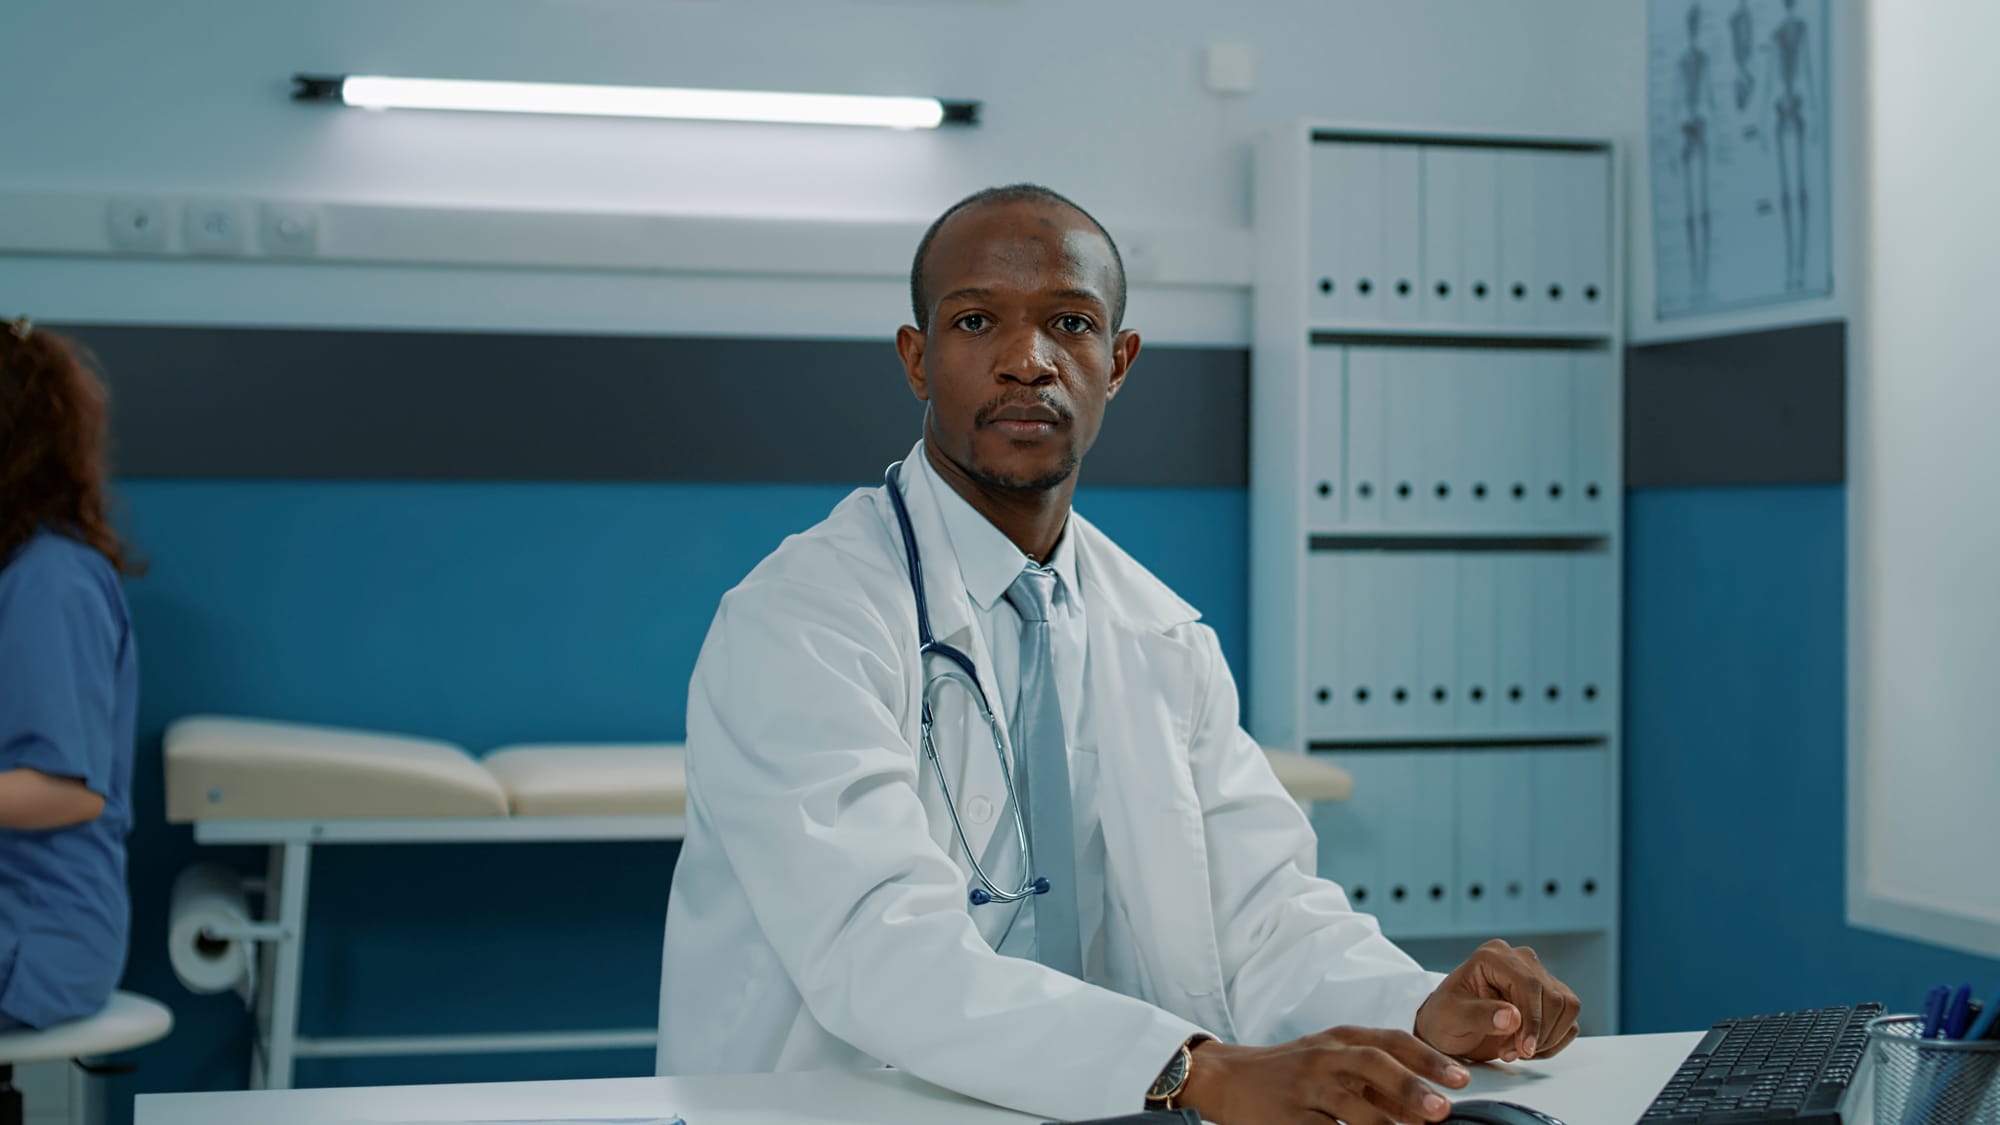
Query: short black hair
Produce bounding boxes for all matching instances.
[908,183,1127,332]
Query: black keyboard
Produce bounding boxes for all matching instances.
[1639,1002,1884,1125]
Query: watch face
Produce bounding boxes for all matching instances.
[1150,1050,1188,1098]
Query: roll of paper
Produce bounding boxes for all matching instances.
[168,864,256,996]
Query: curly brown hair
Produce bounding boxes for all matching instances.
[0,321,143,576]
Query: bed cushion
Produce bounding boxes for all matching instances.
[482,743,688,817]
[164,715,510,822]
[1261,748,1354,803]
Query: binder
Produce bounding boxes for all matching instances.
[1531,747,1609,931]
[1529,748,1578,929]
[1530,554,1572,732]
[1313,751,1386,916]
[1420,350,1465,527]
[1567,552,1614,734]
[1374,552,1421,734]
[1488,749,1537,931]
[1405,750,1458,934]
[1420,146,1464,324]
[1333,552,1381,735]
[1569,351,1614,528]
[1367,752,1418,934]
[1454,554,1499,733]
[1413,553,1458,733]
[1570,746,1612,927]
[1453,351,1501,528]
[1452,748,1502,931]
[1459,147,1504,325]
[1526,351,1575,529]
[1333,143,1387,323]
[1305,345,1347,531]
[1493,553,1536,734]
[1307,142,1354,322]
[1344,348,1388,528]
[1532,150,1575,328]
[1493,351,1536,527]
[1497,149,1541,325]
[1569,151,1613,326]
[1381,348,1425,528]
[1378,144,1424,326]
[1363,750,1449,935]
[1304,552,1344,740]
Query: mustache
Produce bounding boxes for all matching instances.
[974,393,1074,427]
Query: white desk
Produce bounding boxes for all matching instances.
[136,1032,1705,1125]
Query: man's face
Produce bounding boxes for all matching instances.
[897,200,1139,493]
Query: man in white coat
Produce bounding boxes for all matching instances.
[658,185,1582,1124]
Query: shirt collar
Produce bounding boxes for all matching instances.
[914,449,1082,615]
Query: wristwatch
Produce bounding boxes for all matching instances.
[1145,1034,1209,1109]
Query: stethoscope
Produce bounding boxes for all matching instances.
[883,460,1051,908]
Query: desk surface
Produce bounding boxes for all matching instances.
[136,1032,1704,1125]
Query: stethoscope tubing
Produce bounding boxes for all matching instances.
[884,460,1050,907]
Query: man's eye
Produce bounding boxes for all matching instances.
[1057,314,1094,334]
[955,314,988,332]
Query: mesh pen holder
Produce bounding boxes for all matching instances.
[1869,1015,2000,1125]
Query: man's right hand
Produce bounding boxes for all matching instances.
[1176,1026,1471,1125]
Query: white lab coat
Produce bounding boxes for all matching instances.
[657,443,1441,1122]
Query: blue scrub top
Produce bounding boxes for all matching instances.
[0,529,137,1029]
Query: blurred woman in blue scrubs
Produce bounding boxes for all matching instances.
[0,318,140,1031]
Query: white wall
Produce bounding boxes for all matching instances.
[0,0,1643,344]
[1848,0,2000,958]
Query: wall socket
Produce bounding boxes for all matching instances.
[185,200,250,255]
[106,198,172,252]
[260,203,320,257]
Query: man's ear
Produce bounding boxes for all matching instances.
[1106,328,1141,399]
[896,324,930,402]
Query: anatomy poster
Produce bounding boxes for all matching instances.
[1648,0,1832,319]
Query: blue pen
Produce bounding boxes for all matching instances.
[1967,985,2000,1041]
[1943,984,1974,1040]
[1920,985,1949,1039]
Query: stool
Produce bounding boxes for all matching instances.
[0,993,174,1125]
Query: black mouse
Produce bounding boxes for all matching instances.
[1440,1098,1568,1125]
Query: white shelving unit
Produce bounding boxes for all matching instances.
[1252,123,1625,1031]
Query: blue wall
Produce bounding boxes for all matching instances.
[107,479,1247,1108]
[1621,485,2000,1031]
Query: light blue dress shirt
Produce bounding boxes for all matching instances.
[0,530,138,1030]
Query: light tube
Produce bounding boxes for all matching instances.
[293,74,977,130]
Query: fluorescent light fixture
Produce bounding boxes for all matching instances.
[292,74,978,129]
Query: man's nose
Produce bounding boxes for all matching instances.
[995,324,1059,384]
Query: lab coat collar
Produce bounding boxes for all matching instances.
[893,440,1199,639]
[910,446,1081,617]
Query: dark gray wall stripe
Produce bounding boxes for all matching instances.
[57,324,1247,487]
[59,320,1840,489]
[1623,320,1846,487]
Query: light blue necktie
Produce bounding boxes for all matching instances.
[1003,564,1083,978]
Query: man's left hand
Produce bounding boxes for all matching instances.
[1413,939,1582,1063]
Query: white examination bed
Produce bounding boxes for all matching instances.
[165,714,1351,1090]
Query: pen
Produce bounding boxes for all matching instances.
[1942,985,1974,1041]
[1920,985,1949,1040]
[1966,986,2000,1041]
